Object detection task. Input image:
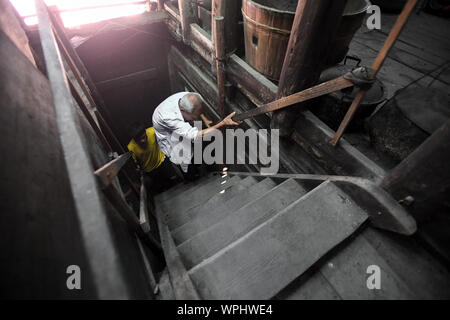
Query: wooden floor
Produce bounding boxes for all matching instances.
[267,10,450,300]
[342,10,450,170]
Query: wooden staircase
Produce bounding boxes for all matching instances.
[154,172,373,299]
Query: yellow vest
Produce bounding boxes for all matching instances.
[127,127,165,173]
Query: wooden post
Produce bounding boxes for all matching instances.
[211,0,223,46]
[178,0,195,44]
[212,0,226,117]
[214,16,226,117]
[211,0,240,54]
[380,120,450,222]
[272,0,347,137]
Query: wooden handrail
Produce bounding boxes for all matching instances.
[232,76,354,122]
[94,152,133,188]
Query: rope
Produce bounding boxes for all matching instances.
[241,9,292,35]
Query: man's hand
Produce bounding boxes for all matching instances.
[197,112,242,138]
[220,112,241,126]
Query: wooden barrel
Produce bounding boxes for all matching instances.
[242,0,296,80]
[242,0,370,79]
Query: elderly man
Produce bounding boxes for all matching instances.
[152,92,240,179]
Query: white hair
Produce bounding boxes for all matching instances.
[179,93,204,114]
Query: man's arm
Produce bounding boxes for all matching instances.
[197,112,241,138]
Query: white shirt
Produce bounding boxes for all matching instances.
[152,92,199,172]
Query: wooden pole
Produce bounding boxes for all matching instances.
[233,76,353,122]
[211,0,224,47]
[213,14,226,117]
[272,0,347,137]
[330,0,419,147]
[211,0,240,54]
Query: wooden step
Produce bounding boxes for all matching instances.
[187,181,368,299]
[171,178,278,245]
[159,175,242,224]
[178,179,307,269]
[318,232,418,300]
[155,173,216,204]
[167,176,259,230]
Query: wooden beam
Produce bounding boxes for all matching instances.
[190,23,214,51]
[190,23,214,64]
[381,119,450,221]
[227,54,277,104]
[293,112,386,180]
[165,1,181,21]
[273,0,347,137]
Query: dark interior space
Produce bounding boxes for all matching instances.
[75,22,173,144]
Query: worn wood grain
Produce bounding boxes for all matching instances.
[178,179,305,269]
[171,178,278,245]
[188,181,368,299]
